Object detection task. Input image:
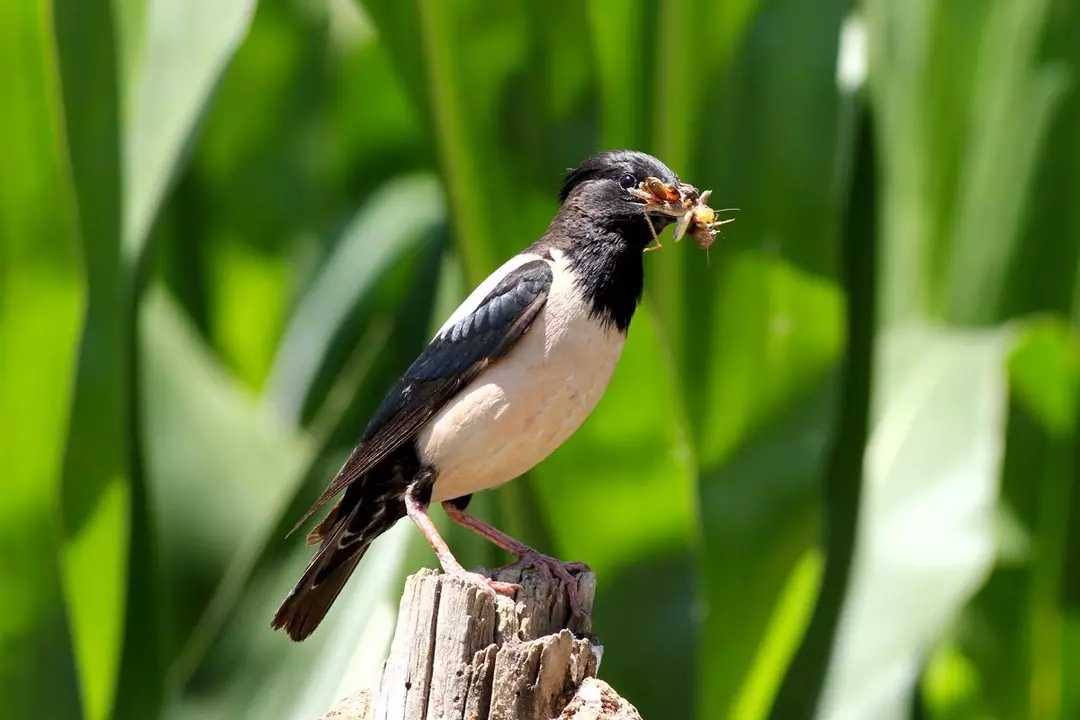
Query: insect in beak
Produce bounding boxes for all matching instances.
[628,177,736,252]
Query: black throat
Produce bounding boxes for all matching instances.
[530,206,655,333]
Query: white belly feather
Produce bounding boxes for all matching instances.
[416,250,624,502]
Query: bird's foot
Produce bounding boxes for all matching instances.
[508,551,591,618]
[452,569,521,599]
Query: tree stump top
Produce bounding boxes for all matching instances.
[319,564,643,719]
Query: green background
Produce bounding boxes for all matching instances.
[3,0,1079,718]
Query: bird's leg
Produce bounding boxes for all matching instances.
[404,486,519,597]
[441,501,589,618]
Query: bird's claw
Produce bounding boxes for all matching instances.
[486,578,522,597]
[455,570,520,598]
[510,551,590,619]
[460,569,518,595]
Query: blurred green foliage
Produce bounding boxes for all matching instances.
[2,0,1079,718]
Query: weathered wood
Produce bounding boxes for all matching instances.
[557,679,642,720]
[486,628,596,720]
[321,690,373,720]
[319,675,641,720]
[371,563,609,720]
[319,563,641,719]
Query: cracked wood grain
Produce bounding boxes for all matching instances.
[319,563,640,719]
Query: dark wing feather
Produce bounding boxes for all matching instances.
[288,259,553,534]
[271,496,369,640]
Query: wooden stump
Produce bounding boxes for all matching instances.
[318,564,643,719]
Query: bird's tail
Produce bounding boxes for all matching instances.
[271,489,402,641]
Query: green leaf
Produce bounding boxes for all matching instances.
[1064,614,1080,718]
[1009,318,1080,437]
[860,3,1080,716]
[138,289,312,683]
[732,549,824,720]
[122,0,257,259]
[165,525,414,720]
[585,0,649,150]
[362,0,599,284]
[144,163,448,708]
[692,253,845,468]
[161,4,429,388]
[768,99,876,718]
[1003,0,1080,324]
[207,241,292,390]
[942,0,1066,324]
[817,325,1013,720]
[934,320,1080,719]
[0,1,85,716]
[52,2,130,717]
[869,0,1068,325]
[868,0,987,323]
[143,183,446,702]
[364,0,495,280]
[700,382,836,718]
[683,15,852,710]
[266,175,445,424]
[51,0,257,715]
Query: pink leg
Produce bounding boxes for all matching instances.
[442,502,589,617]
[404,490,518,597]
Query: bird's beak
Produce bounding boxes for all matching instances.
[632,178,685,215]
[633,178,711,219]
[630,176,733,250]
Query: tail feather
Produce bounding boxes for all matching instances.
[272,492,400,641]
[271,547,364,641]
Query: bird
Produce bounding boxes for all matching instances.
[272,150,711,641]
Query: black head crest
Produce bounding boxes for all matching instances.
[559,150,678,202]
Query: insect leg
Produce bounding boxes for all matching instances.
[643,211,664,252]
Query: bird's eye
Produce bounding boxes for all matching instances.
[619,173,637,189]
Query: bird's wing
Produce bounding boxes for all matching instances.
[289,257,553,533]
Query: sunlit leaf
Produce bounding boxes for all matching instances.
[51,0,258,715]
[52,1,130,716]
[585,0,649,150]
[362,0,598,283]
[266,175,445,424]
[700,383,835,718]
[1009,318,1080,437]
[817,326,1013,720]
[931,320,1080,719]
[139,289,312,682]
[921,641,984,719]
[0,1,85,716]
[165,525,413,720]
[942,0,1066,324]
[732,549,823,720]
[768,97,875,717]
[122,0,257,259]
[166,4,429,387]
[1003,0,1080,323]
[208,241,292,390]
[869,0,1067,326]
[688,9,852,711]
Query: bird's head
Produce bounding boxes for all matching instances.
[558,150,709,246]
